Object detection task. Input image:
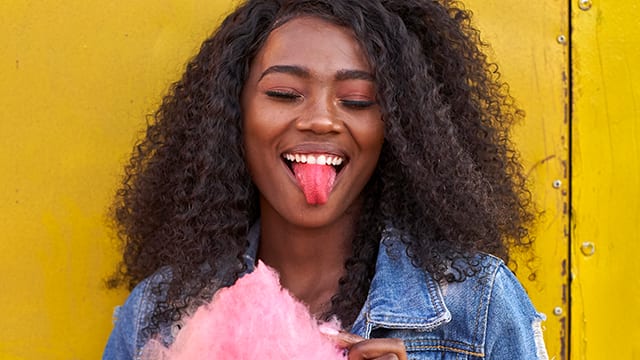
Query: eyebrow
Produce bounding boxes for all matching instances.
[259,65,310,81]
[258,65,374,82]
[335,69,374,82]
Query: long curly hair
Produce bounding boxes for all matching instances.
[110,0,534,341]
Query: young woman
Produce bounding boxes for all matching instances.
[103,1,548,359]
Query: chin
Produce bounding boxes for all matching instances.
[289,205,346,229]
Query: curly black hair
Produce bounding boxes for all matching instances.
[109,0,534,341]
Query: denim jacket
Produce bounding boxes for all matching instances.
[103,225,548,359]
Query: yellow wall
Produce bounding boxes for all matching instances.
[0,1,637,359]
[0,1,235,358]
[572,1,640,358]
[466,2,571,359]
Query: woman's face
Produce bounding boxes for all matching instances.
[242,16,384,229]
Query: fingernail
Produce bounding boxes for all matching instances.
[318,324,340,336]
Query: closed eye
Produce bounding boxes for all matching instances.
[265,90,302,101]
[341,99,376,109]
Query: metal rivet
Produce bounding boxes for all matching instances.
[579,0,592,10]
[553,307,563,316]
[581,242,596,256]
[557,35,567,44]
[552,180,562,188]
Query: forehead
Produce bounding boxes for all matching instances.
[252,16,371,74]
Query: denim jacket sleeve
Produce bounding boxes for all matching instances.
[484,264,548,360]
[102,278,151,360]
[102,267,176,360]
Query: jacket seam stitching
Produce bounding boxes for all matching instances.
[406,345,484,357]
[134,279,154,359]
[478,260,501,355]
[473,258,500,348]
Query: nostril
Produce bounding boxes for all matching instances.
[295,112,343,134]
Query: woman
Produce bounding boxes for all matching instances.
[104,0,548,359]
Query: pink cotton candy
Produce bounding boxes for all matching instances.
[140,261,347,360]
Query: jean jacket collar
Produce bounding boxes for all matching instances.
[243,223,452,338]
[350,230,451,337]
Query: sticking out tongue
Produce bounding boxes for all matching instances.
[291,163,337,205]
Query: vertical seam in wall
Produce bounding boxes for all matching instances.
[567,0,574,359]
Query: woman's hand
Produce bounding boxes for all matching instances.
[346,337,407,360]
[324,330,408,360]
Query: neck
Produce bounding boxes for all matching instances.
[257,202,361,316]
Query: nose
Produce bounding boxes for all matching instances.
[295,97,343,134]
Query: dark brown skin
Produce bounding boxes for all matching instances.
[331,332,408,360]
[242,17,406,359]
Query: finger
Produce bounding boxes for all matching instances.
[347,338,407,360]
[367,355,399,360]
[320,329,365,348]
[350,352,399,360]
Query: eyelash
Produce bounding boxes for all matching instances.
[265,90,301,100]
[340,99,376,109]
[264,91,376,109]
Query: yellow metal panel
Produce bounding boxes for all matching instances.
[11,1,631,359]
[572,0,640,358]
[0,1,234,359]
[466,2,570,359]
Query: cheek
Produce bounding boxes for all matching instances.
[348,118,384,191]
[356,118,385,155]
[243,99,290,141]
[373,123,385,148]
[241,119,265,179]
[243,132,268,171]
[242,106,273,150]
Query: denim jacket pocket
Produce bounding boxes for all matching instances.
[371,328,484,360]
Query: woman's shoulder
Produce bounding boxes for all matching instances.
[102,263,244,359]
[363,235,548,358]
[102,267,173,360]
[443,254,543,324]
[426,255,548,359]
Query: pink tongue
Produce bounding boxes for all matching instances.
[291,163,336,205]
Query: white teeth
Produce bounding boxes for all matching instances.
[283,153,344,166]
